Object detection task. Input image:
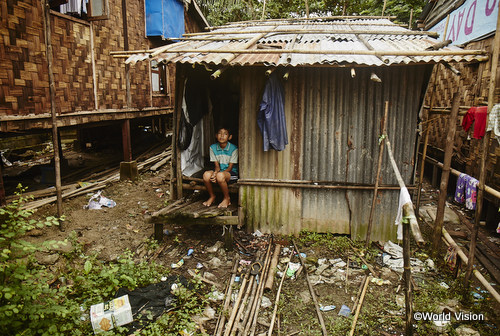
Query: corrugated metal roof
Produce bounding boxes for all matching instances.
[123,17,487,67]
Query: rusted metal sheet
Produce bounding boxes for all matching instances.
[127,18,487,68]
[239,65,429,240]
[299,65,428,241]
[238,67,303,234]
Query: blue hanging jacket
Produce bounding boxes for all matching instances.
[258,73,288,151]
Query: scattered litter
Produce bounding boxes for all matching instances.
[319,305,336,312]
[196,263,204,269]
[163,229,171,236]
[315,264,329,275]
[84,191,117,210]
[300,252,307,258]
[286,262,301,278]
[78,181,92,188]
[0,151,12,166]
[395,295,405,308]
[240,260,252,266]
[455,325,480,336]
[472,292,484,300]
[203,306,215,319]
[261,296,272,308]
[186,248,194,257]
[280,257,291,264]
[425,259,436,271]
[333,260,347,268]
[235,276,241,283]
[282,247,290,254]
[179,329,194,336]
[171,259,184,269]
[338,305,351,317]
[208,257,222,269]
[384,240,403,258]
[318,258,328,265]
[208,291,225,301]
[439,282,450,289]
[90,295,133,333]
[253,230,264,237]
[371,277,391,286]
[330,258,343,265]
[207,241,223,253]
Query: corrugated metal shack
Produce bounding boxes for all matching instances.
[122,17,486,241]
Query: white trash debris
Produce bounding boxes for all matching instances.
[84,190,116,210]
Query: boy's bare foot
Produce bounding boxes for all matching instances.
[218,198,231,208]
[203,196,216,207]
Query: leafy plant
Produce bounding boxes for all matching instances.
[0,185,79,336]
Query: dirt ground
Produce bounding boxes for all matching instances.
[14,157,500,335]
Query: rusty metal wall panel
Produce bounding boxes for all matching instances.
[238,65,429,240]
[239,67,303,234]
[300,65,429,241]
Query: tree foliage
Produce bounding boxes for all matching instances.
[197,0,426,27]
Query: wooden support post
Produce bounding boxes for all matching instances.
[366,101,389,246]
[0,163,6,206]
[121,119,133,162]
[465,0,500,285]
[43,0,63,224]
[431,91,461,255]
[431,165,439,187]
[403,203,413,336]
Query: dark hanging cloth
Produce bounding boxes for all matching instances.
[178,74,209,150]
[257,73,288,151]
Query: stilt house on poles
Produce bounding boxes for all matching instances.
[118,17,487,241]
[416,0,500,230]
[0,0,208,204]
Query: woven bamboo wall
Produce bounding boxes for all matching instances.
[0,0,179,120]
[424,36,500,192]
[1,0,49,116]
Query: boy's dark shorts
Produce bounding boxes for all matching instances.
[229,171,238,183]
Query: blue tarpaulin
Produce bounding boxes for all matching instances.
[145,0,185,39]
[258,73,288,151]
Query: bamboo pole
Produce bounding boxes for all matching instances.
[215,259,239,336]
[142,48,485,58]
[264,244,281,291]
[268,258,290,336]
[244,239,273,336]
[384,136,425,245]
[441,228,500,303]
[422,156,500,200]
[465,0,500,285]
[227,16,398,26]
[238,181,406,190]
[403,203,413,336]
[365,101,389,247]
[43,0,63,225]
[430,91,461,255]
[348,275,371,336]
[183,29,438,37]
[292,240,328,336]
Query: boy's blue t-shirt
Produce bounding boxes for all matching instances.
[209,142,238,174]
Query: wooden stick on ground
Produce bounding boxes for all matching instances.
[349,275,371,336]
[215,258,239,336]
[268,249,293,336]
[265,244,281,291]
[292,239,328,336]
[246,239,273,336]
